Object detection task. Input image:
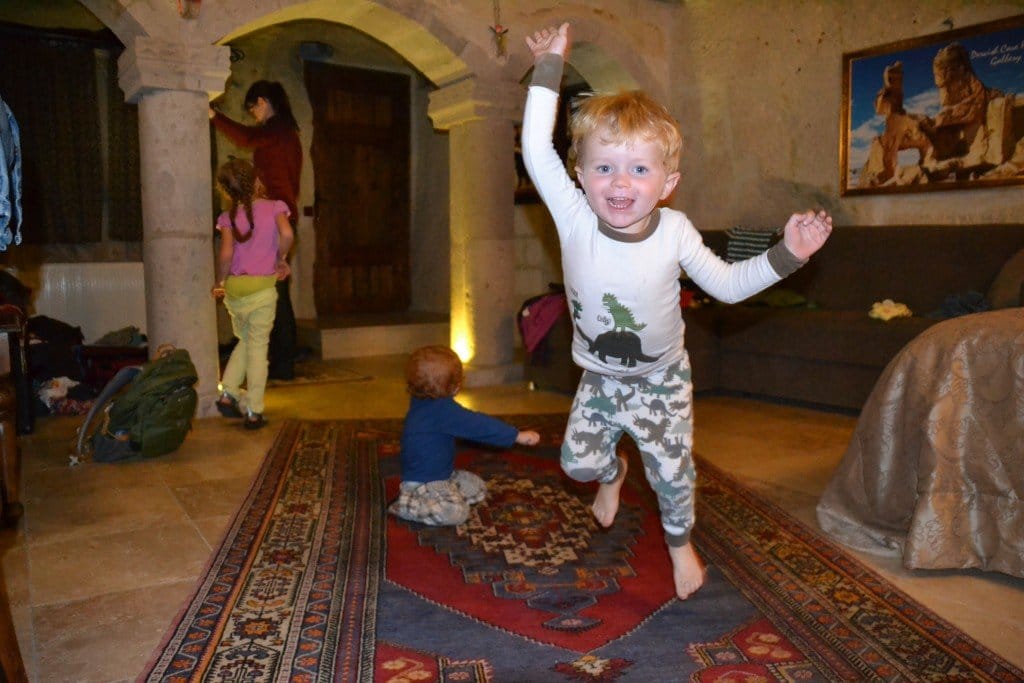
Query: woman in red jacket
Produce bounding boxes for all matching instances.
[210,81,302,380]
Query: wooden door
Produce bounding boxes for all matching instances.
[305,62,411,315]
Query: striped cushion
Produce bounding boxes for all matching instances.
[725,226,779,263]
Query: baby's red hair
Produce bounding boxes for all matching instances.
[406,345,463,399]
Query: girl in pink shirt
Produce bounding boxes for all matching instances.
[210,158,294,429]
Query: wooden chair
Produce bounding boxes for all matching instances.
[0,305,25,525]
[0,566,26,683]
[0,306,26,681]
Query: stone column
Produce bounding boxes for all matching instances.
[119,38,231,416]
[429,78,523,387]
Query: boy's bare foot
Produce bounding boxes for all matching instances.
[669,542,706,600]
[592,456,627,527]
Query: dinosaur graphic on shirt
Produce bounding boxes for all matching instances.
[574,293,661,367]
[602,293,646,331]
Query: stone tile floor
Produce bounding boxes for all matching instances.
[2,355,1021,681]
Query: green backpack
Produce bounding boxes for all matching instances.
[81,347,199,462]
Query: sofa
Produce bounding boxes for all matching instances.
[522,224,1024,412]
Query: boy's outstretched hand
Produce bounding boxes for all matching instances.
[783,210,833,260]
[526,22,570,59]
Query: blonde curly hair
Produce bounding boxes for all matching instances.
[568,90,683,176]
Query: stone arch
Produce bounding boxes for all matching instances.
[80,1,660,98]
[68,0,668,395]
[203,3,660,95]
[77,0,473,89]
[504,16,661,101]
[196,0,479,89]
[76,0,152,46]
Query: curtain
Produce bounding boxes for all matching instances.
[0,33,102,243]
[0,27,142,245]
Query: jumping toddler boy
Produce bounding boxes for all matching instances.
[522,23,832,599]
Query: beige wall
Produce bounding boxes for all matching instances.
[515,1,1024,311]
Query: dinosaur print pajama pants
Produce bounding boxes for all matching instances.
[561,356,696,546]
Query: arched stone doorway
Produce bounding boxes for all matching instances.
[75,0,669,408]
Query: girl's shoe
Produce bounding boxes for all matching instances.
[215,393,243,418]
[243,412,266,430]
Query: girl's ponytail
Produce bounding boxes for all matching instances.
[215,158,258,243]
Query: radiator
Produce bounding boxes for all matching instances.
[28,262,147,344]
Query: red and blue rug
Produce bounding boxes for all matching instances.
[139,415,1023,682]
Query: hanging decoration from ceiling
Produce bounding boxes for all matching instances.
[490,0,509,58]
[178,0,201,19]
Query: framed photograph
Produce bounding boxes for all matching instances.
[840,14,1024,195]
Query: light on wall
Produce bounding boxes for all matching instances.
[451,325,475,365]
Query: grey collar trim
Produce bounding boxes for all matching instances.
[597,208,661,242]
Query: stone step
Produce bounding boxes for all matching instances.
[298,313,449,360]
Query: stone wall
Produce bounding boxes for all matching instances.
[667,0,1024,231]
[513,1,1024,318]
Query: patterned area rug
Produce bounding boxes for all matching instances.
[139,415,1023,682]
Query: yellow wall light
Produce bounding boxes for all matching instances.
[451,328,474,365]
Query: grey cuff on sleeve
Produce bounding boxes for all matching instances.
[531,54,564,91]
[766,241,806,278]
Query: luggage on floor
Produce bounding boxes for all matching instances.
[75,346,198,462]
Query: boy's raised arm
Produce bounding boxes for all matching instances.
[522,21,585,227]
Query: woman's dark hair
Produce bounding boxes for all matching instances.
[215,158,259,243]
[243,80,299,130]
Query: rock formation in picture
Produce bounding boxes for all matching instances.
[859,41,1023,188]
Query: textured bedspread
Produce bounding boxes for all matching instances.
[817,308,1024,578]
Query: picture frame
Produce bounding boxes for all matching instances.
[840,14,1024,196]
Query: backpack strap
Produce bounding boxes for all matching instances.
[74,365,142,461]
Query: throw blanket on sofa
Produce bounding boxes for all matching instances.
[817,308,1024,578]
[724,226,778,262]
